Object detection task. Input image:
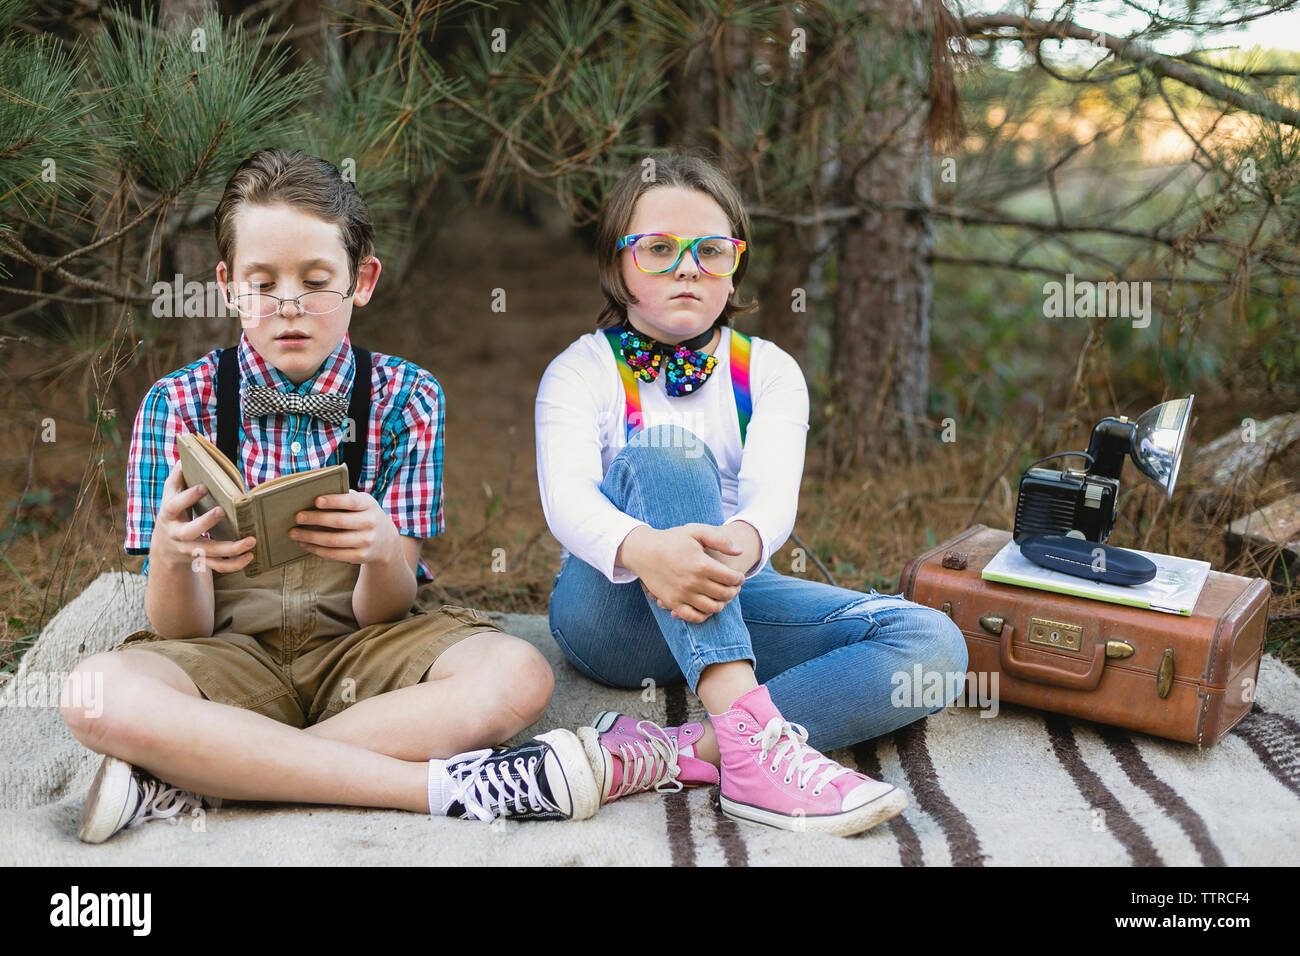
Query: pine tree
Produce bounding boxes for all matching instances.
[3,0,1298,475]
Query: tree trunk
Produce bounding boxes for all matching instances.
[754,5,816,365]
[827,0,934,469]
[756,244,813,363]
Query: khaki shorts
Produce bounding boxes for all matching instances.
[113,551,503,728]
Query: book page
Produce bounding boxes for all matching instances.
[177,432,247,541]
[184,432,248,494]
[254,465,346,494]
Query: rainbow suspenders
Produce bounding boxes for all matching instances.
[603,327,752,444]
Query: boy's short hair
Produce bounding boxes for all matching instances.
[595,149,757,330]
[214,149,375,287]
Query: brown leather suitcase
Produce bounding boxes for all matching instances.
[898,525,1271,747]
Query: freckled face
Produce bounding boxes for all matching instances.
[620,186,735,345]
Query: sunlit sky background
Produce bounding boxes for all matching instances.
[956,2,1300,63]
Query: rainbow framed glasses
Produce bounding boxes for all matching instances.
[618,234,747,277]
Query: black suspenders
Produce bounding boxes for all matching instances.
[215,344,372,491]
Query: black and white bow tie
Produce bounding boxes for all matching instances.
[242,383,348,426]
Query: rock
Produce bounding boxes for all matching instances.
[1186,412,1300,500]
[1224,491,1300,588]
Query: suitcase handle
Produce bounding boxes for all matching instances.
[998,623,1108,690]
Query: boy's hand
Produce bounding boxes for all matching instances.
[290,491,403,567]
[154,462,256,574]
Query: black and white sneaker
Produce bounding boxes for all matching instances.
[77,755,221,844]
[434,729,599,823]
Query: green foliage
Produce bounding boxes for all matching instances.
[1,621,38,676]
[447,0,667,218]
[300,41,469,188]
[0,0,34,31]
[0,488,60,545]
[923,16,1300,430]
[627,0,771,51]
[0,32,100,217]
[85,8,316,195]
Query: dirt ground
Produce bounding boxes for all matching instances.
[370,203,602,599]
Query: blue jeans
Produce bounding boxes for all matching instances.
[548,425,969,752]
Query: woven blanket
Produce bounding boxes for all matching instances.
[2,571,1298,865]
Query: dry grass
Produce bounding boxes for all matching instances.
[4,411,1295,678]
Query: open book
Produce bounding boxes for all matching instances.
[177,432,348,577]
[981,539,1212,616]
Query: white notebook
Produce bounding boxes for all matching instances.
[980,540,1212,616]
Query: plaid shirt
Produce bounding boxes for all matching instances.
[124,331,444,584]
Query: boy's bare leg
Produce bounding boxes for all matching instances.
[61,632,552,814]
[304,632,554,760]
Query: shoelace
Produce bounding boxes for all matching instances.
[126,777,209,829]
[444,749,560,822]
[611,721,684,799]
[756,717,854,796]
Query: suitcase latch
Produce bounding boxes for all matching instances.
[1157,648,1175,698]
[1027,617,1083,652]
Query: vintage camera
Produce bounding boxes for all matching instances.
[1012,396,1194,545]
[1013,464,1118,543]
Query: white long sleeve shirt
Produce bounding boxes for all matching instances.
[535,326,810,584]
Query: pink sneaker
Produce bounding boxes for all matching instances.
[713,686,907,836]
[579,712,719,805]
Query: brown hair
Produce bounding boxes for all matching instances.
[595,150,757,329]
[214,149,374,288]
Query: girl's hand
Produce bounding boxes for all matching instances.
[289,490,403,567]
[153,462,256,574]
[703,520,761,576]
[622,524,746,623]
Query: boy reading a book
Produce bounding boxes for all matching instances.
[61,149,597,843]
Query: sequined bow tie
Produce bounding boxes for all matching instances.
[619,325,718,397]
[242,383,348,426]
